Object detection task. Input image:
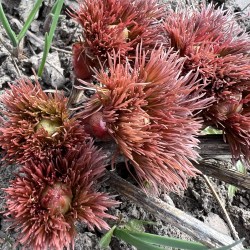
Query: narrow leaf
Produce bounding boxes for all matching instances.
[114,228,166,250]
[125,219,156,232]
[17,0,44,42]
[99,225,116,249]
[38,0,64,76]
[38,32,49,76]
[212,238,244,250]
[0,3,18,46]
[228,184,237,200]
[51,0,60,14]
[236,160,246,174]
[201,126,222,135]
[128,231,208,250]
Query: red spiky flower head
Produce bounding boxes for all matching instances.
[0,78,87,164]
[80,47,211,194]
[70,0,166,79]
[163,4,250,88]
[4,141,117,250]
[163,4,250,163]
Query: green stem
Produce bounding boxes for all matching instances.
[0,2,18,47]
[38,0,64,76]
[17,0,44,42]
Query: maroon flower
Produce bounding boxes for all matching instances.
[79,47,210,193]
[70,0,166,79]
[0,78,87,164]
[163,4,250,90]
[163,4,250,163]
[204,93,250,163]
[4,141,117,250]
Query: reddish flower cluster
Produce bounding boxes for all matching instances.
[0,78,87,164]
[79,47,210,193]
[2,2,250,249]
[163,4,250,163]
[70,0,166,79]
[0,78,117,249]
[4,142,117,250]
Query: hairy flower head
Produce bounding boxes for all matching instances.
[0,78,87,164]
[79,47,210,193]
[163,4,250,92]
[4,141,117,250]
[70,0,166,79]
[163,4,250,163]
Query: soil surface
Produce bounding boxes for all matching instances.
[0,0,249,249]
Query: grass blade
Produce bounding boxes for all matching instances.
[114,228,166,250]
[127,231,208,250]
[17,0,44,42]
[201,126,222,135]
[38,32,49,76]
[212,238,244,250]
[38,0,64,76]
[99,225,116,249]
[51,0,60,14]
[0,2,18,47]
[125,219,156,232]
[228,184,237,200]
[228,160,246,199]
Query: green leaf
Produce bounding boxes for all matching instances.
[38,32,49,76]
[236,160,246,174]
[228,160,246,199]
[99,225,117,249]
[201,126,222,135]
[211,238,244,250]
[17,0,44,42]
[51,0,60,14]
[228,184,237,200]
[38,0,64,76]
[0,2,18,47]
[127,231,208,250]
[114,228,166,250]
[125,219,156,232]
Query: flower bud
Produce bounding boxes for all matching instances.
[35,118,61,136]
[85,111,111,140]
[41,182,73,215]
[108,25,129,40]
[72,42,93,80]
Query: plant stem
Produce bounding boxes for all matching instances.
[0,3,18,47]
[17,0,44,42]
[38,0,64,76]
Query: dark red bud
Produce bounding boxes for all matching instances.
[85,112,111,141]
[72,42,93,80]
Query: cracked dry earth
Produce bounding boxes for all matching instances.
[0,0,250,249]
